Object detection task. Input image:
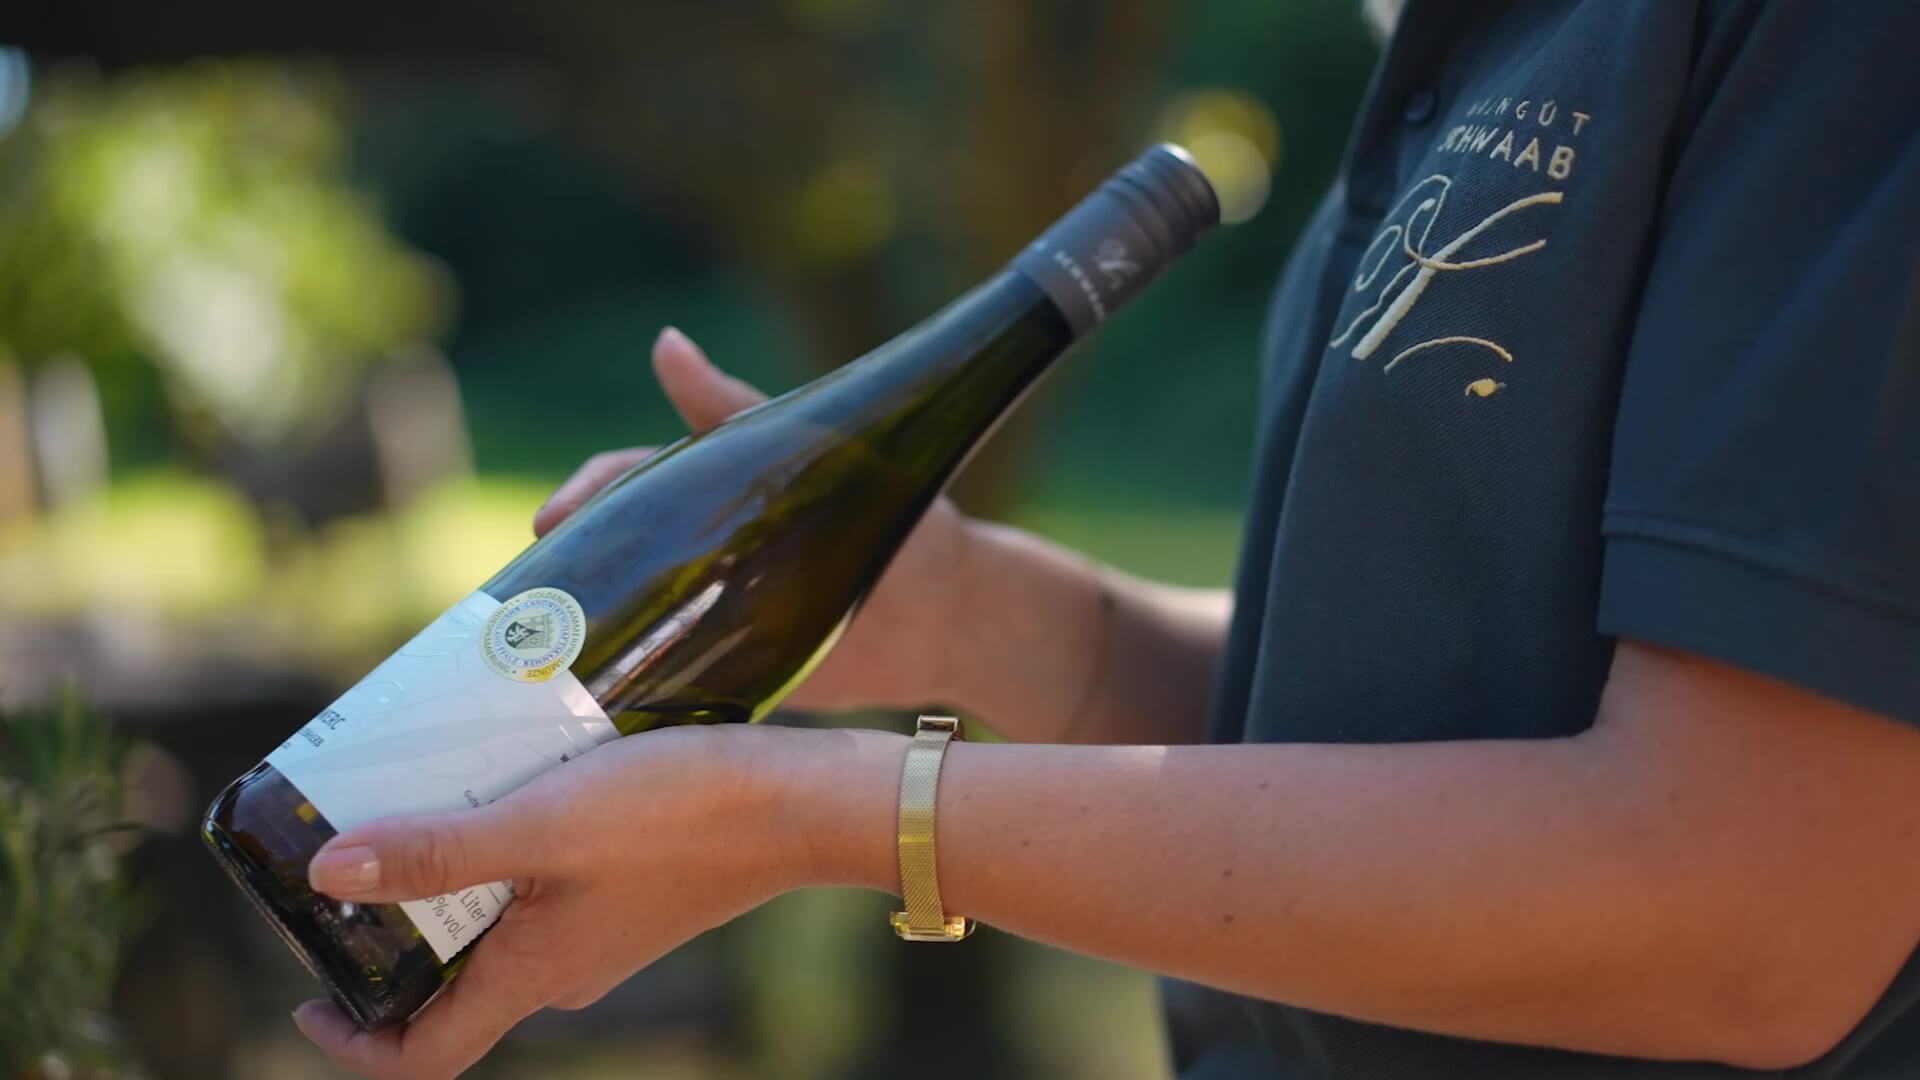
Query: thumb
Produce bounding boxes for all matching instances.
[307,802,546,903]
[653,326,767,432]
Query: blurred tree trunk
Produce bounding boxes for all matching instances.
[546,0,1168,516]
[935,0,1166,514]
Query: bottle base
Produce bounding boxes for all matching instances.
[201,764,446,1029]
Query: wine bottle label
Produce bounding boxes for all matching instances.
[266,589,616,962]
[1011,195,1163,339]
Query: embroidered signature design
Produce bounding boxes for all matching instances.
[1328,174,1563,399]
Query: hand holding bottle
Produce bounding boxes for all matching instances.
[206,145,1219,1031]
[291,722,902,1080]
[535,326,977,718]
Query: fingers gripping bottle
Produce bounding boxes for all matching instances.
[203,145,1219,1028]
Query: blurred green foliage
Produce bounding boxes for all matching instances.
[0,62,444,450]
[0,470,544,662]
[0,693,132,1079]
[0,3,1381,1076]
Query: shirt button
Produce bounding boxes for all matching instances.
[1402,88,1438,125]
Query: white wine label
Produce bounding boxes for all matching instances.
[267,589,616,963]
[480,588,587,683]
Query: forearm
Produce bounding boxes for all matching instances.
[785,677,1917,1070]
[803,730,1711,1059]
[946,519,1228,744]
[925,737,1723,1059]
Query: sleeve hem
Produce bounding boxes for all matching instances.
[1598,535,1920,729]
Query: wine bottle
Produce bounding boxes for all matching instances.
[202,144,1219,1029]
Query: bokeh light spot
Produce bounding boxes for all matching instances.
[1186,133,1272,226]
[1158,87,1282,225]
[794,159,896,262]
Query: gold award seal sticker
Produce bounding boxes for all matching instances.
[481,588,587,683]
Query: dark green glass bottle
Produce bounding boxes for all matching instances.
[202,144,1219,1029]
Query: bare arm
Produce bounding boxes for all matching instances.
[291,642,1920,1077]
[797,642,1920,1069]
[939,519,1229,745]
[291,337,1920,1078]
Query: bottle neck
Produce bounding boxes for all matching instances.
[727,145,1214,509]
[787,270,1073,491]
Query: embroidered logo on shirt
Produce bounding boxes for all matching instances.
[1329,94,1592,399]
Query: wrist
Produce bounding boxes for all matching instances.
[936,515,1029,719]
[940,519,1115,737]
[917,506,986,712]
[752,725,908,893]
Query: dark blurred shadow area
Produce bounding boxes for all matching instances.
[0,3,1376,1077]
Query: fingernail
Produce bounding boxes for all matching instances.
[291,1000,344,1041]
[656,325,688,351]
[310,845,381,896]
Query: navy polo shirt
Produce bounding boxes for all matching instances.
[1168,1,1920,1076]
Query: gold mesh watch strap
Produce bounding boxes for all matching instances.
[890,715,976,942]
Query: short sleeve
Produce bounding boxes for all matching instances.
[1596,1,1920,726]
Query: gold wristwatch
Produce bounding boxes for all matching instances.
[890,715,976,942]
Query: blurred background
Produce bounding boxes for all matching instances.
[0,2,1377,1077]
